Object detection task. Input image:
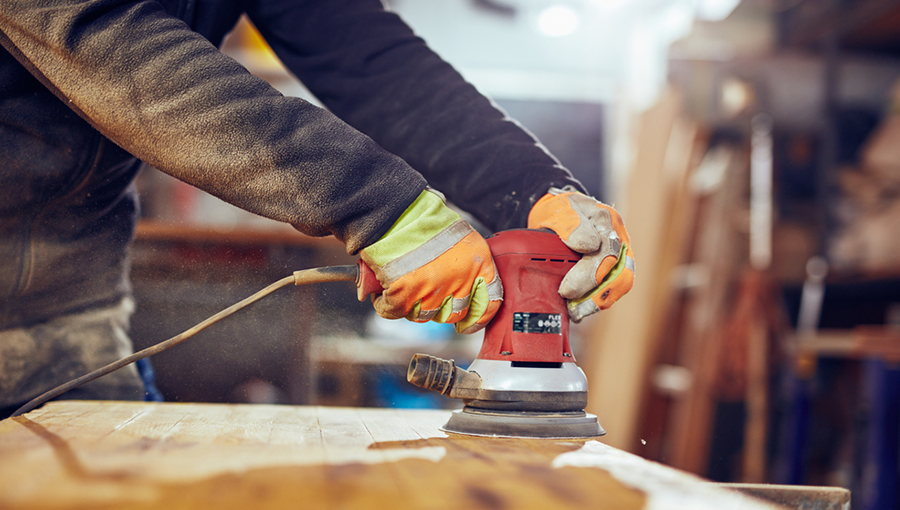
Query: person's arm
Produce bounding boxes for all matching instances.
[0,0,424,253]
[246,0,633,316]
[246,0,587,232]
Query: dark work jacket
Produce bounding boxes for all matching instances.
[0,0,584,329]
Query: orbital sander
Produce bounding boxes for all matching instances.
[10,229,603,439]
[404,229,605,439]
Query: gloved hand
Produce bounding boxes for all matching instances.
[528,186,634,322]
[359,189,503,334]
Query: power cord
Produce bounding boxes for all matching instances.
[10,264,359,418]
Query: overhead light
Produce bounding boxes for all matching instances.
[721,77,755,117]
[538,5,579,37]
[696,0,740,21]
[661,3,694,39]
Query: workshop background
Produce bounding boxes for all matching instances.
[132,1,900,509]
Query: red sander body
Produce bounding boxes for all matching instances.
[407,229,605,439]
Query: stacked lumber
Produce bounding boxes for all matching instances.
[581,87,709,454]
[583,84,789,484]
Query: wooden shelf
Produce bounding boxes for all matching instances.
[792,326,900,361]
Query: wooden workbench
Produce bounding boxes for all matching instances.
[0,401,782,510]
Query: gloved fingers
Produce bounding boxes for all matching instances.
[374,271,502,332]
[565,193,614,252]
[363,202,503,333]
[407,239,503,332]
[455,275,504,334]
[529,190,604,253]
[526,192,580,242]
[557,210,627,299]
[366,218,474,320]
[370,294,404,321]
[567,269,634,322]
[566,244,635,323]
[593,267,634,310]
[527,186,634,322]
[558,251,619,300]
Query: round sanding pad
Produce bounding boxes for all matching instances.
[441,407,605,439]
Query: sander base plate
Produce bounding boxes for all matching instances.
[441,407,605,439]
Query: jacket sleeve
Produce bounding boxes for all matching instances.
[0,0,426,254]
[246,0,587,232]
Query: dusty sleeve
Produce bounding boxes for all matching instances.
[247,0,587,232]
[0,0,425,254]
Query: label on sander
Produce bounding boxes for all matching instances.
[512,313,562,334]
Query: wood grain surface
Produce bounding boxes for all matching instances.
[0,401,781,510]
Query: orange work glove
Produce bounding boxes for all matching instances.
[360,189,503,334]
[528,186,634,322]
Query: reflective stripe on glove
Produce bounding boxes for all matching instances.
[359,189,503,334]
[527,186,635,322]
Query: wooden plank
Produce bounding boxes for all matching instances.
[632,117,707,457]
[718,483,851,510]
[0,401,786,510]
[582,87,706,454]
[743,294,770,483]
[581,87,683,452]
[665,143,750,474]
